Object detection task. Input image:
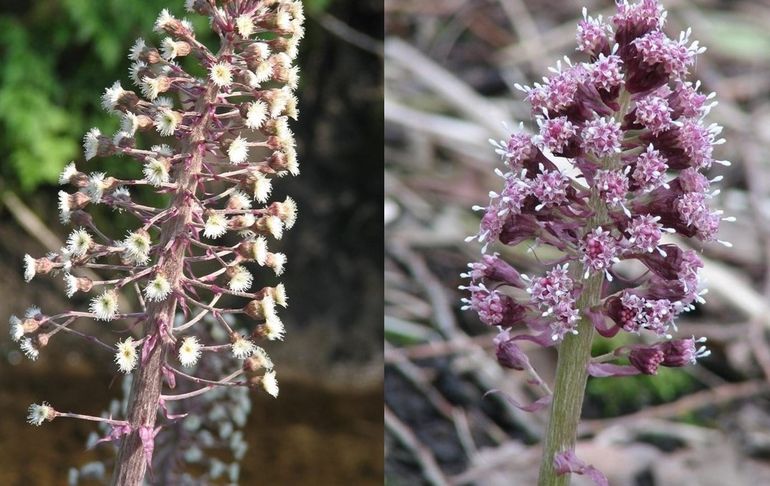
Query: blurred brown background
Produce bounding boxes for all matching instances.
[385,0,770,484]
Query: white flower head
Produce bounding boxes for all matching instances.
[154,96,174,109]
[287,65,300,90]
[58,191,72,224]
[228,265,253,292]
[27,402,54,426]
[273,117,293,146]
[269,88,291,118]
[90,290,119,321]
[264,314,285,341]
[228,190,252,210]
[231,337,256,359]
[255,61,274,86]
[130,61,147,85]
[122,231,151,265]
[113,186,131,204]
[64,273,79,298]
[67,228,93,257]
[245,100,267,130]
[276,10,292,31]
[59,162,78,186]
[25,306,41,319]
[154,9,176,33]
[251,294,276,320]
[83,128,101,161]
[227,136,249,164]
[203,213,228,239]
[252,236,269,265]
[265,215,284,240]
[161,37,179,60]
[252,173,272,203]
[209,62,234,88]
[267,252,286,276]
[261,370,279,398]
[86,172,106,203]
[284,145,299,176]
[152,144,174,157]
[143,158,170,186]
[272,283,288,308]
[23,254,36,282]
[9,315,23,342]
[59,247,73,273]
[129,38,145,61]
[120,112,140,136]
[277,196,298,229]
[115,337,138,373]
[141,76,164,101]
[112,130,133,147]
[155,109,182,137]
[253,346,273,369]
[20,338,39,361]
[286,93,299,119]
[178,336,202,367]
[144,274,172,302]
[101,81,125,112]
[236,14,255,37]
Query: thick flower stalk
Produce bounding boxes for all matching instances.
[10,1,303,484]
[462,1,728,484]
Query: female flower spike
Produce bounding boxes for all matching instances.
[10,1,303,483]
[464,1,726,484]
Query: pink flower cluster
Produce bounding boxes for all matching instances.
[465,0,726,379]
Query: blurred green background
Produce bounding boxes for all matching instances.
[0,0,383,484]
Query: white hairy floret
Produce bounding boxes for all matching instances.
[101,81,125,112]
[236,14,255,37]
[228,265,253,292]
[83,128,101,161]
[143,158,169,186]
[27,402,54,426]
[203,213,228,239]
[263,314,286,341]
[20,338,39,361]
[178,336,202,367]
[228,136,249,164]
[129,38,146,61]
[23,254,36,282]
[67,228,93,257]
[261,370,279,398]
[115,337,138,373]
[144,274,172,302]
[90,290,119,321]
[155,109,182,137]
[209,62,234,88]
[122,231,151,265]
[59,162,78,185]
[231,337,257,359]
[246,101,268,130]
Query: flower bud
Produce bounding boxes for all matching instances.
[494,331,530,370]
[629,346,664,375]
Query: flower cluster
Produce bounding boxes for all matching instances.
[465,1,726,480]
[467,0,723,363]
[10,0,303,481]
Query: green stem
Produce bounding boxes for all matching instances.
[537,85,631,485]
[537,193,608,486]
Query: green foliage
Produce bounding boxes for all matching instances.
[0,0,212,191]
[304,0,332,15]
[588,334,698,416]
